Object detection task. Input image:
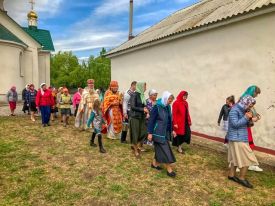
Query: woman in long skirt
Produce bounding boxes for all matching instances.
[172,91,192,154]
[147,91,176,177]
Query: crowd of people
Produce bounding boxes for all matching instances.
[6,81,263,186]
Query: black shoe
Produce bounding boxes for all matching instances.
[121,140,128,144]
[47,123,51,126]
[99,147,106,153]
[151,163,162,170]
[43,124,47,127]
[90,143,97,147]
[238,179,253,189]
[228,176,240,183]
[167,171,176,178]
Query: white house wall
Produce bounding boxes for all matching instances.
[0,43,24,100]
[38,52,51,86]
[111,12,275,150]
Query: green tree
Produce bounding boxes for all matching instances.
[50,48,111,90]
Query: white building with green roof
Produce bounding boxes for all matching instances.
[0,0,54,101]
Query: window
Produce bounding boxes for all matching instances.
[19,51,24,77]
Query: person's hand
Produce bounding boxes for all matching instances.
[146,113,150,119]
[245,111,253,119]
[172,131,177,138]
[148,134,153,141]
[174,124,178,129]
[124,114,128,120]
[144,107,149,113]
[252,117,258,122]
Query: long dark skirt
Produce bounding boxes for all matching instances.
[22,101,29,112]
[172,124,191,146]
[154,140,176,164]
[129,117,147,144]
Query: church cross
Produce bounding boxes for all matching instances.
[29,0,35,10]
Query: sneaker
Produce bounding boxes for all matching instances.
[248,165,263,172]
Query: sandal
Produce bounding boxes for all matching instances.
[151,163,162,170]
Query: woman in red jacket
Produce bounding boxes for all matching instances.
[36,83,54,127]
[172,91,192,154]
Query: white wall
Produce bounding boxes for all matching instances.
[38,52,50,86]
[0,11,41,101]
[111,12,275,150]
[0,43,24,101]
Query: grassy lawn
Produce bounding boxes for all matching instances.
[0,115,275,206]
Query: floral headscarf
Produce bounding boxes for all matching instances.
[239,95,256,109]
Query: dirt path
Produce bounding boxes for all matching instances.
[0,103,25,116]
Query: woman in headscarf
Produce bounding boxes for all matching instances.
[75,79,99,130]
[22,84,30,114]
[172,91,192,154]
[129,82,149,158]
[147,91,176,177]
[6,86,18,116]
[26,84,37,121]
[240,85,263,172]
[36,83,54,127]
[103,81,123,139]
[144,89,158,146]
[227,95,259,188]
[72,87,83,117]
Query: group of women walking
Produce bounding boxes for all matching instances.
[6,81,263,185]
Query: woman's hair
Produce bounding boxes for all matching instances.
[226,95,235,104]
[93,99,101,114]
[255,86,261,96]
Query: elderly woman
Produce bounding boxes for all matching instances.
[147,91,176,177]
[6,86,18,116]
[172,91,192,154]
[240,85,263,172]
[129,82,149,158]
[26,84,37,121]
[227,95,259,188]
[73,87,83,117]
[22,84,30,114]
[144,89,158,146]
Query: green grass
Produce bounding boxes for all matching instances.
[0,115,275,206]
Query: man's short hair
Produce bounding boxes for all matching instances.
[131,81,137,86]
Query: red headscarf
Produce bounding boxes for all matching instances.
[176,90,188,107]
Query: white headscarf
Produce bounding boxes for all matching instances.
[161,91,172,106]
[148,89,158,96]
[40,83,46,95]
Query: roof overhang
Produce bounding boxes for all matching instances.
[106,4,275,58]
[0,39,28,49]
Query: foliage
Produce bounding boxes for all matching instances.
[50,48,111,90]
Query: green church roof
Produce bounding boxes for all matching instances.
[0,24,27,46]
[22,26,55,51]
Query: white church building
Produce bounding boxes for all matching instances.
[107,0,275,153]
[0,0,54,101]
